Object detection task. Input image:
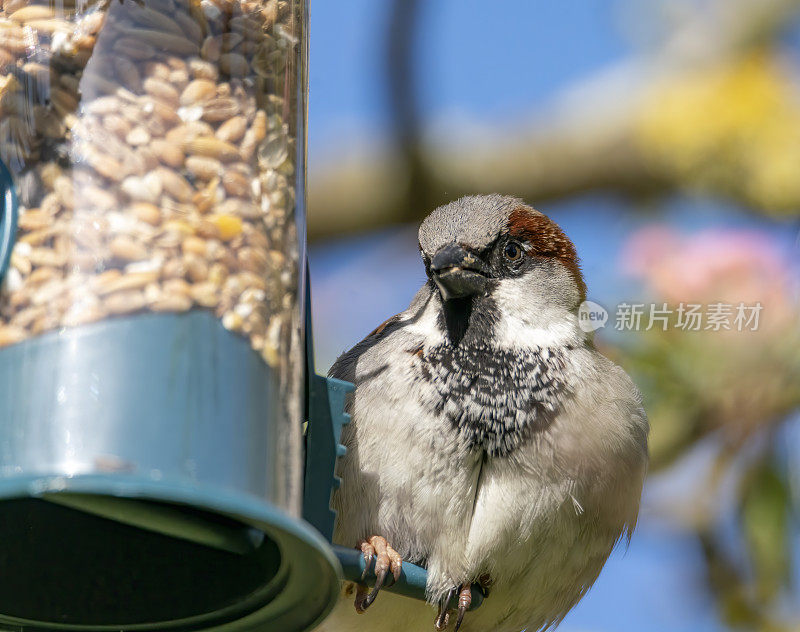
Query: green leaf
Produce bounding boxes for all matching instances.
[739,458,792,603]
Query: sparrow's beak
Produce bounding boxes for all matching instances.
[430,243,488,301]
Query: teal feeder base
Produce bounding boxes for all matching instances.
[0,312,341,631]
[0,477,339,631]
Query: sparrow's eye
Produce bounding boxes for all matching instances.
[503,241,523,261]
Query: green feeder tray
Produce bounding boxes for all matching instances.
[0,310,341,631]
[0,155,341,632]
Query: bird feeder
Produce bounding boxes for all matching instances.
[0,0,481,629]
[0,0,343,629]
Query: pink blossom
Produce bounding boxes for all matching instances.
[621,225,797,327]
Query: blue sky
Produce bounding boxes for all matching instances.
[306,2,800,630]
[308,0,633,158]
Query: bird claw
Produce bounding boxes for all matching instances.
[353,535,402,613]
[353,583,370,614]
[434,581,480,631]
[454,583,471,631]
[359,540,374,582]
[434,586,456,630]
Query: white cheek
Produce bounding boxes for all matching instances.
[492,275,584,349]
[496,310,582,348]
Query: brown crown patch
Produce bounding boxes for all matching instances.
[507,207,587,300]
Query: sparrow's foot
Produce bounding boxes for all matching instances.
[453,583,472,631]
[434,586,456,631]
[353,535,402,613]
[434,579,486,631]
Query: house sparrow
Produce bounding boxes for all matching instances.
[316,195,648,632]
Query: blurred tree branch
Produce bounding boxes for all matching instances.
[385,0,435,217]
[308,0,800,241]
[307,103,670,241]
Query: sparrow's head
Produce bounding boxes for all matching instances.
[418,195,586,344]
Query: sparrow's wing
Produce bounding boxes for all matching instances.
[328,282,436,383]
[326,283,452,558]
[328,314,403,383]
